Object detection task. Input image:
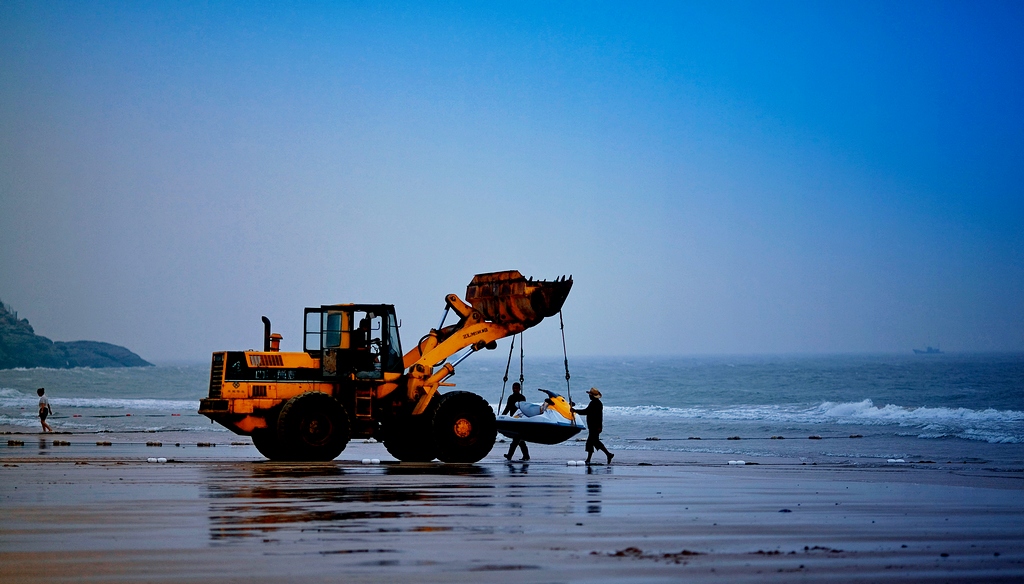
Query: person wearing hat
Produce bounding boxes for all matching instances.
[37,387,53,433]
[572,387,613,465]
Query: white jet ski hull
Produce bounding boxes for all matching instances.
[495,412,585,445]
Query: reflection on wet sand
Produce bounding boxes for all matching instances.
[203,462,595,546]
[587,482,602,514]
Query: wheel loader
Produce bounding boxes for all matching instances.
[198,270,572,463]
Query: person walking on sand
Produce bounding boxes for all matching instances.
[572,387,613,465]
[502,382,530,461]
[37,387,53,433]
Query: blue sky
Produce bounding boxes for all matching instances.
[1,1,1022,361]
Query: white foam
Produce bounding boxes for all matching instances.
[0,396,197,410]
[601,400,1024,443]
[605,401,1024,424]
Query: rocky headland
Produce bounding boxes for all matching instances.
[0,300,152,369]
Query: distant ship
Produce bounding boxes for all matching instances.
[913,346,943,355]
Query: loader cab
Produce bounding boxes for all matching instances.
[304,304,403,379]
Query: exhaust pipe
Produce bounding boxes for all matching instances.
[261,316,271,352]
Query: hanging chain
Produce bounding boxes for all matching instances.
[558,310,575,425]
[498,336,515,415]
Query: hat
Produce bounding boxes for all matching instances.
[587,387,602,398]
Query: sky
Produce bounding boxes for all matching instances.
[1,1,1022,362]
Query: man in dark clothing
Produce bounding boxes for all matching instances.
[502,383,530,461]
[572,387,613,465]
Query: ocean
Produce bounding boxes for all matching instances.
[2,353,1022,466]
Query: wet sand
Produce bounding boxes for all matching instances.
[2,433,1023,583]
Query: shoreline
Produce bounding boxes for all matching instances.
[3,435,1023,582]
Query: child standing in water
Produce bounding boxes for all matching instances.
[37,387,53,433]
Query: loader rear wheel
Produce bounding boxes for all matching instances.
[432,391,496,463]
[277,392,350,461]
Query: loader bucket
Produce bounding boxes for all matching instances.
[465,270,573,329]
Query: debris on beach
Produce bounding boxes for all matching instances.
[771,435,785,439]
[146,441,162,447]
[808,435,822,440]
[7,440,24,446]
[804,546,843,554]
[96,441,112,446]
[849,434,863,438]
[727,436,741,440]
[600,547,704,564]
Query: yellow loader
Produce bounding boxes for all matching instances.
[198,270,572,462]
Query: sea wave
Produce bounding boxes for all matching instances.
[0,395,197,411]
[602,400,1023,443]
[811,399,1024,425]
[604,400,1023,424]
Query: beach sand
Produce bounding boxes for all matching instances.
[2,432,1023,583]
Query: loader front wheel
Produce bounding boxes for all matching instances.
[382,416,436,462]
[277,392,350,461]
[251,428,290,461]
[432,391,496,463]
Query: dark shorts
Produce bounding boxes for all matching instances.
[585,432,603,452]
[40,409,48,421]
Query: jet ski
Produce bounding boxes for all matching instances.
[496,389,585,445]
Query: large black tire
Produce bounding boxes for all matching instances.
[382,413,436,462]
[251,428,291,461]
[277,392,350,461]
[432,391,496,463]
